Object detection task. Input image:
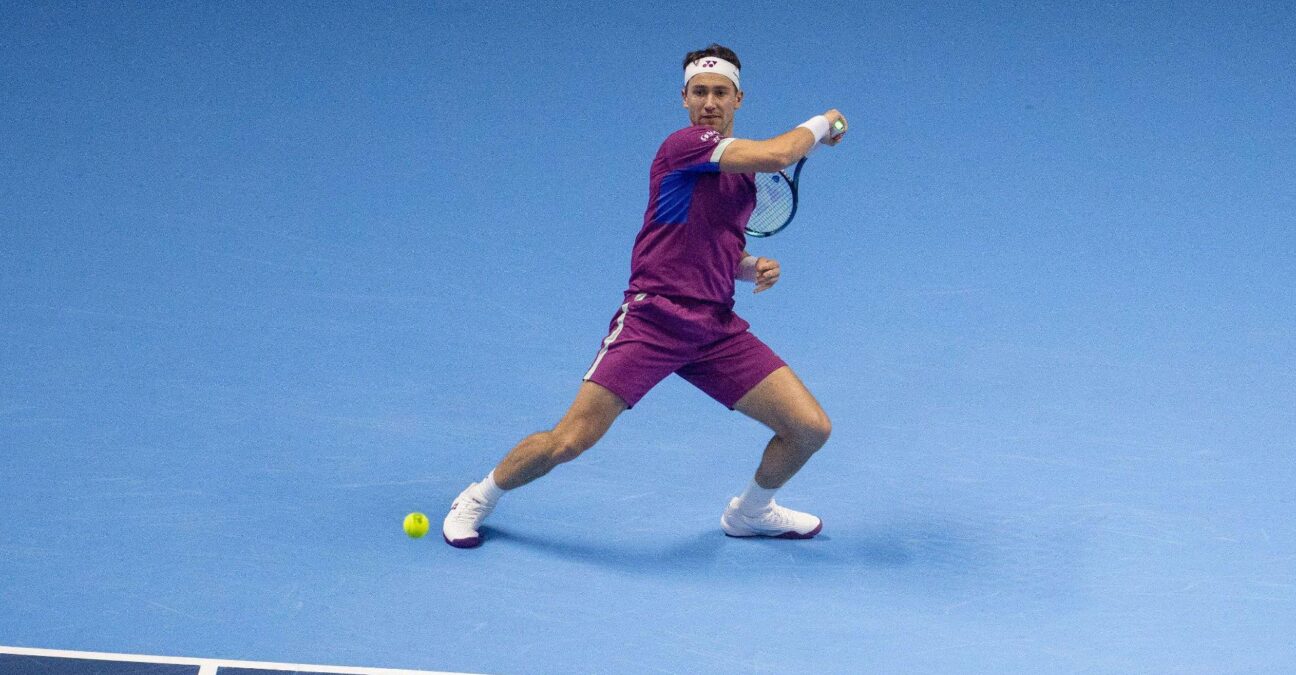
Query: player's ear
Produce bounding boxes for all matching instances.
[681,87,688,108]
[734,89,744,109]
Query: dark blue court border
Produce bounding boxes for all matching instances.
[0,654,199,675]
[0,655,371,675]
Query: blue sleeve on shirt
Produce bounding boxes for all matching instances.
[652,127,723,224]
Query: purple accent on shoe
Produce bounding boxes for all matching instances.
[775,519,823,539]
[444,533,481,549]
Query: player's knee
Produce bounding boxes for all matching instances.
[550,425,600,464]
[550,440,585,464]
[790,410,832,452]
[813,413,833,448]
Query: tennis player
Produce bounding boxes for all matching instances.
[443,44,847,548]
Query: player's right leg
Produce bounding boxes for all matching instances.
[442,381,626,548]
[494,380,627,489]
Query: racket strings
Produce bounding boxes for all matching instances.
[746,171,796,237]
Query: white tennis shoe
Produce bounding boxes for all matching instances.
[721,497,822,539]
[442,483,494,549]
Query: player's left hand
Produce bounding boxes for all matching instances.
[753,257,781,293]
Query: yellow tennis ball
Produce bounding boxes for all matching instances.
[403,512,429,539]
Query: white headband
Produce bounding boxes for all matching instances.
[684,56,740,91]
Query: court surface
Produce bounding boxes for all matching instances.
[2,2,1294,674]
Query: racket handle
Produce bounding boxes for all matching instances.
[830,118,846,140]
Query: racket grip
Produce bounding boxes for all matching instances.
[830,118,846,140]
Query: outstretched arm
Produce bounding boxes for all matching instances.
[718,109,847,173]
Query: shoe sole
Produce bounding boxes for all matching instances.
[443,533,482,549]
[722,518,823,539]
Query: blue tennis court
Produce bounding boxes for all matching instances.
[3,2,1294,673]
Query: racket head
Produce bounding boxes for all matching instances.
[744,157,805,238]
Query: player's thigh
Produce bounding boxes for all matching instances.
[552,380,628,448]
[584,293,692,410]
[734,366,831,443]
[676,331,786,410]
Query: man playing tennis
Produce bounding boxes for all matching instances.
[443,44,847,548]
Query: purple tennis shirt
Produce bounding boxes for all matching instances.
[627,125,757,307]
[582,125,785,409]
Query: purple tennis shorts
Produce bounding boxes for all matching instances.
[582,292,786,409]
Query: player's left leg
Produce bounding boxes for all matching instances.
[676,329,830,538]
[733,366,832,489]
[716,366,829,538]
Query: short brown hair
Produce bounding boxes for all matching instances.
[682,44,742,72]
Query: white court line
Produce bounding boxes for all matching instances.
[0,645,485,675]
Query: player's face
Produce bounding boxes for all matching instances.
[682,73,743,136]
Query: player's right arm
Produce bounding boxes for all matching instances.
[718,109,846,173]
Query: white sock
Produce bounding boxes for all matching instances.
[475,470,506,505]
[737,479,778,513]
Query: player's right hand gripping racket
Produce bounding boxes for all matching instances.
[744,118,844,238]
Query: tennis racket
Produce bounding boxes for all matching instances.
[745,158,805,238]
[744,118,844,238]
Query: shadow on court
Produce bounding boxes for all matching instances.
[482,526,728,574]
[477,523,975,576]
[476,514,1084,611]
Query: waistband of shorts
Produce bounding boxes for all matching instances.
[624,289,734,312]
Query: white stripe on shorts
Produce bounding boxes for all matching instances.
[583,293,645,381]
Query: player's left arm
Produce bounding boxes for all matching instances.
[739,250,781,294]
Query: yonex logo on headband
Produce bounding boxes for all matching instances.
[684,56,740,90]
